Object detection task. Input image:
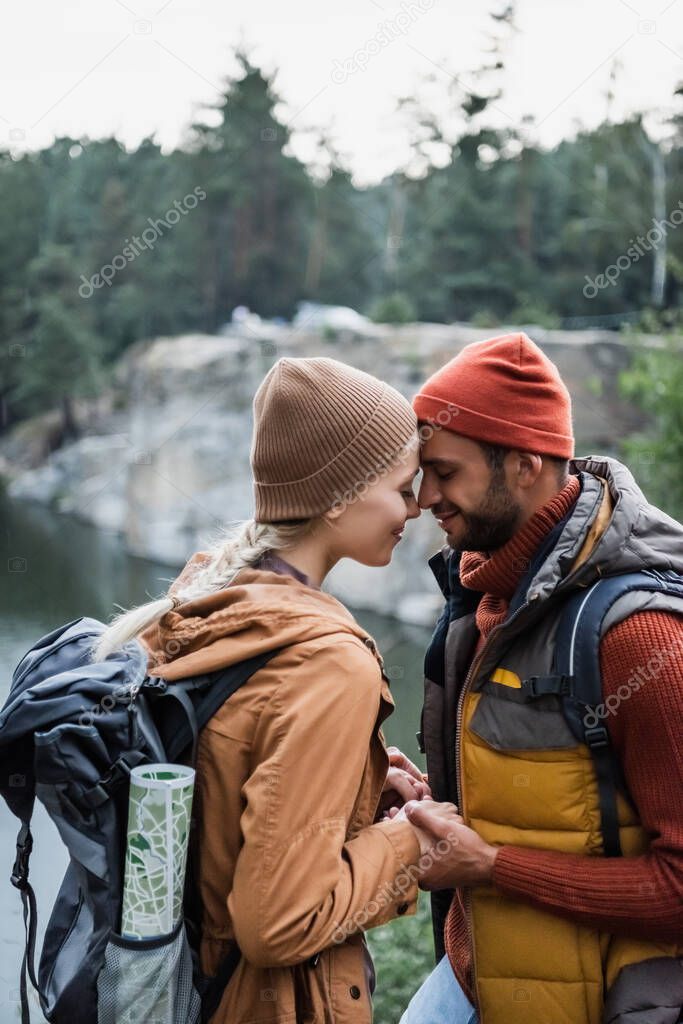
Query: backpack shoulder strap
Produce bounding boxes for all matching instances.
[11,821,39,1024]
[552,569,683,857]
[151,646,285,764]
[193,646,286,732]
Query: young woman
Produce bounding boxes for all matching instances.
[93,356,460,1023]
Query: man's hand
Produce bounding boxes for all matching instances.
[405,800,498,888]
[389,798,462,859]
[376,746,432,820]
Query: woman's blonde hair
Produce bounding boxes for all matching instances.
[89,517,315,664]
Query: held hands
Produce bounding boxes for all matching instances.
[404,800,499,889]
[378,749,498,887]
[376,746,432,820]
[388,798,463,860]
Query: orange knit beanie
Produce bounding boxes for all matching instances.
[412,332,574,458]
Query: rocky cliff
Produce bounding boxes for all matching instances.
[0,323,648,623]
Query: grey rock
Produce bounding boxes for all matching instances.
[0,324,649,624]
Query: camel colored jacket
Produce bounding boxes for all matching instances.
[138,556,421,1024]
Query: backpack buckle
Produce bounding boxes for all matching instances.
[525,674,574,698]
[584,725,609,749]
[10,824,33,890]
[100,753,137,788]
[142,677,168,692]
[82,751,148,809]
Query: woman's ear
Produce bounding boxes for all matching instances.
[321,502,346,527]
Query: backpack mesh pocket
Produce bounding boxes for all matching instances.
[97,919,201,1024]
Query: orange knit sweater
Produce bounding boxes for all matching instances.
[445,477,683,1003]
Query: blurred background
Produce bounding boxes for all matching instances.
[1,0,683,1019]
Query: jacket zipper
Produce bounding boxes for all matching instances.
[453,592,540,1006]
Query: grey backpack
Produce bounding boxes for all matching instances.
[0,615,280,1024]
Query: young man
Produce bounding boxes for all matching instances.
[399,333,683,1024]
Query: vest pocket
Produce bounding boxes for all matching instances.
[469,684,579,751]
[463,691,606,848]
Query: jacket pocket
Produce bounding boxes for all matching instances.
[292,960,321,1023]
[326,938,372,1024]
[97,918,201,1024]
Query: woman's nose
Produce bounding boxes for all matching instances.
[406,496,421,520]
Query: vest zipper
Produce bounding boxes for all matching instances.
[454,591,541,806]
[453,591,540,1005]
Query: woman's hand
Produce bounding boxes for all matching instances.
[376,746,432,820]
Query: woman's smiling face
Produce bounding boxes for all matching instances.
[323,446,422,567]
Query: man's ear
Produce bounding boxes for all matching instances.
[513,451,543,488]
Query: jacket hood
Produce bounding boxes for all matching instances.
[138,556,372,681]
[526,455,683,601]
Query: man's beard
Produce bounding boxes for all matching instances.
[448,471,522,553]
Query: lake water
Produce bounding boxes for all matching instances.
[0,492,434,1021]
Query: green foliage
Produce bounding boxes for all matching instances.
[619,334,683,518]
[367,893,435,1024]
[471,310,499,328]
[633,306,683,334]
[585,375,604,398]
[185,53,316,323]
[2,42,683,438]
[369,292,417,324]
[12,243,106,434]
[509,299,561,329]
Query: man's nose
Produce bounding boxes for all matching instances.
[417,473,440,510]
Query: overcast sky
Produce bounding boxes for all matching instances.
[2,0,681,185]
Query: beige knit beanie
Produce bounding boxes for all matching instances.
[251,357,418,521]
